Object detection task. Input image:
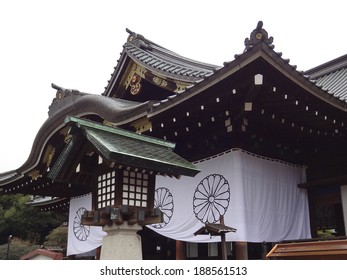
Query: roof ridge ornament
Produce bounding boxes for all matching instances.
[244,21,274,51]
[126,28,152,50]
[51,83,79,96]
[49,83,81,116]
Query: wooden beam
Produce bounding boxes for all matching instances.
[298,175,347,188]
[82,207,163,226]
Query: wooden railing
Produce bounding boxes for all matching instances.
[267,237,347,259]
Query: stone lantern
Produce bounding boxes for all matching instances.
[54,116,200,259]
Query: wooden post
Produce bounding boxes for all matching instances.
[95,246,101,260]
[235,242,248,260]
[220,215,227,260]
[176,240,186,260]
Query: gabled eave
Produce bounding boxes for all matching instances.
[102,49,130,97]
[251,44,347,111]
[147,42,347,118]
[102,29,221,98]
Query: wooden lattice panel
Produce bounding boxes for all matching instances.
[122,170,148,207]
[97,171,116,209]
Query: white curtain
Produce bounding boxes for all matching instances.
[149,149,311,243]
[67,193,106,256]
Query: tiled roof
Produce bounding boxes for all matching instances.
[305,55,347,102]
[105,25,347,112]
[20,249,63,260]
[0,170,20,184]
[313,69,347,102]
[124,28,221,82]
[124,43,219,82]
[28,196,68,208]
[65,116,200,177]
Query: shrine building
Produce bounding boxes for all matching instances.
[1,22,347,259]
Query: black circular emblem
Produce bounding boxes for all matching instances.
[73,207,90,241]
[193,174,230,224]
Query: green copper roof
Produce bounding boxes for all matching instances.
[65,116,200,177]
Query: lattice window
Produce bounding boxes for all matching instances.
[122,170,148,207]
[97,171,116,209]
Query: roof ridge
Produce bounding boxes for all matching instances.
[65,116,176,149]
[125,28,220,71]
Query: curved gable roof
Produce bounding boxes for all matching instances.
[0,90,152,186]
[103,29,221,97]
[124,29,220,81]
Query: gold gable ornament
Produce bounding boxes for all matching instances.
[130,74,142,95]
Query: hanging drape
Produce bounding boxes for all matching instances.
[148,149,311,243]
[67,193,106,256]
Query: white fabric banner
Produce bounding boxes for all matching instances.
[149,149,311,243]
[67,193,106,256]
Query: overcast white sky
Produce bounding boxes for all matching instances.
[0,0,346,173]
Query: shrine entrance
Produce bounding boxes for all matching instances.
[308,185,345,238]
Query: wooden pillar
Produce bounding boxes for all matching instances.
[220,233,227,260]
[220,215,227,260]
[176,240,186,260]
[235,242,248,260]
[341,185,347,233]
[95,246,101,260]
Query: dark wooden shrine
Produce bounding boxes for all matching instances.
[1,21,347,259]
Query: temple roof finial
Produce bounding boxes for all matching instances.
[49,83,80,116]
[244,21,274,51]
[126,28,151,50]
